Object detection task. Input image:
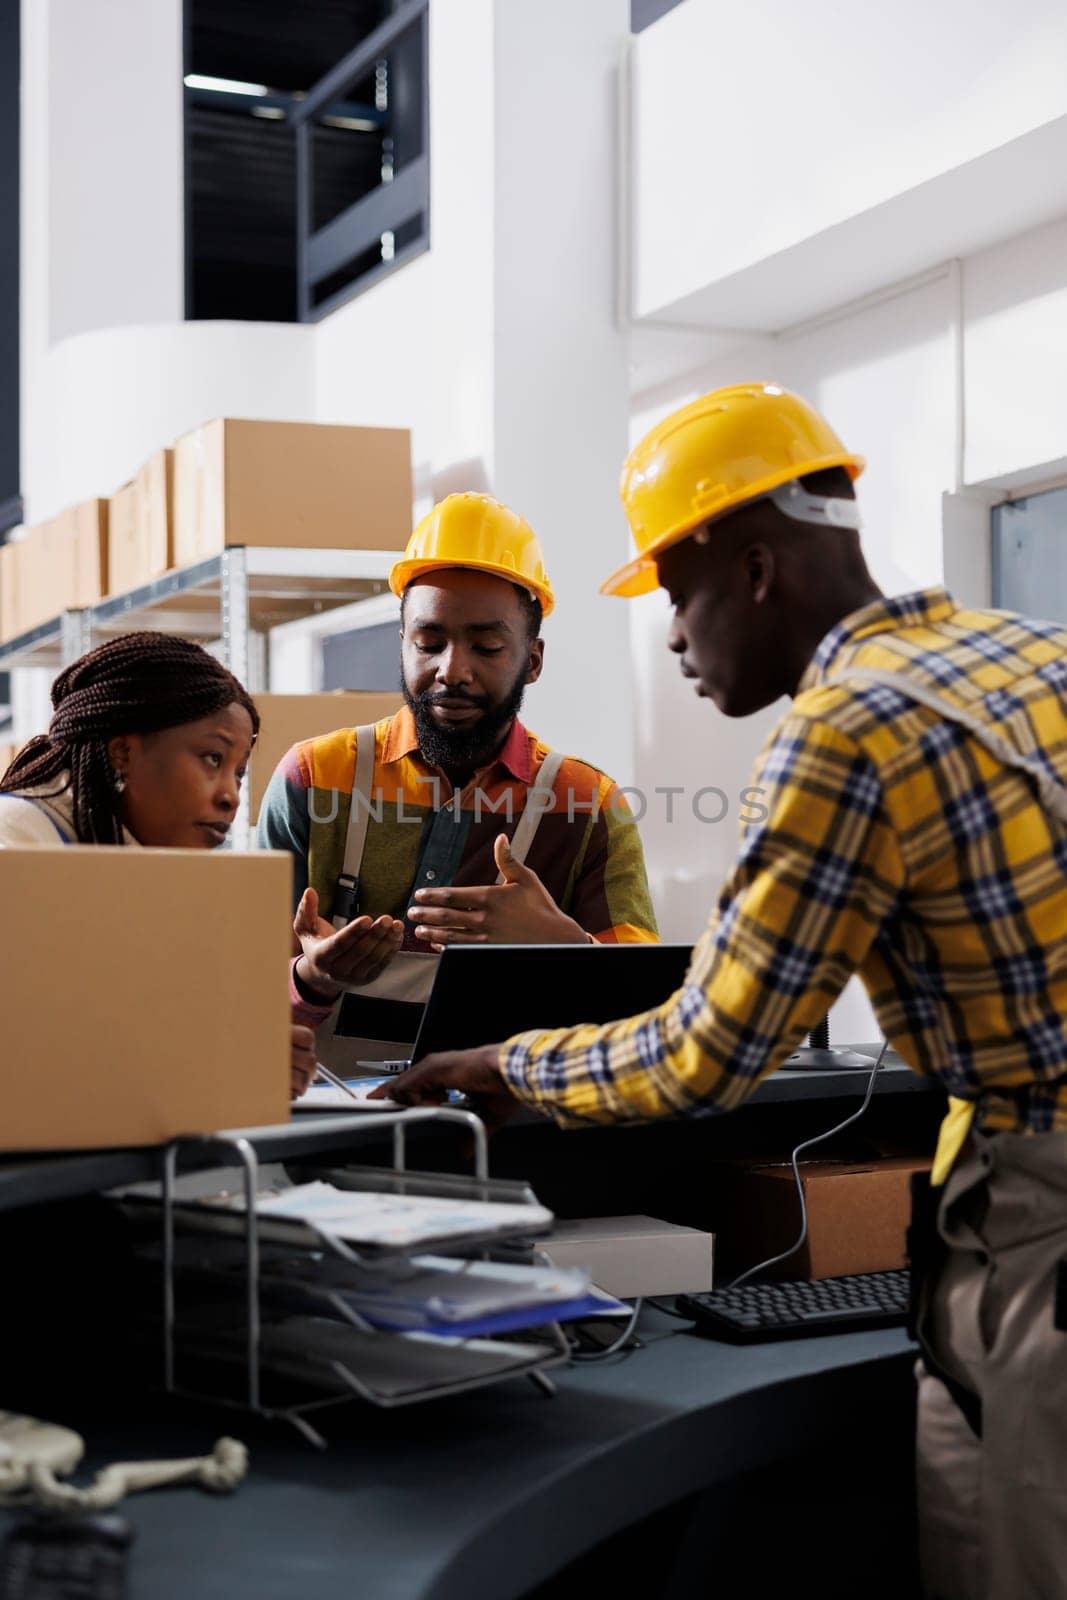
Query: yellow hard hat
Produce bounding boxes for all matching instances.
[389,492,556,617]
[603,383,865,597]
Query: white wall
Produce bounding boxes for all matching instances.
[313,0,633,784]
[47,0,183,344]
[488,0,632,783]
[22,0,189,521]
[316,255,435,509]
[964,215,1067,483]
[633,0,1067,326]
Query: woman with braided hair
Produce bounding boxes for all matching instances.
[0,632,257,847]
[0,631,317,1095]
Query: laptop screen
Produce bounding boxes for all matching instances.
[412,943,693,1061]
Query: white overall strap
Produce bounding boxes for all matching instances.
[499,749,565,879]
[834,668,1067,825]
[331,724,379,931]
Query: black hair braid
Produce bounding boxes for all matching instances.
[0,632,259,844]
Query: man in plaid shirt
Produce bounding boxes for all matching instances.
[386,384,1067,1599]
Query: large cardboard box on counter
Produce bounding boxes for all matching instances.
[0,849,292,1151]
[173,419,412,566]
[720,1155,931,1280]
[250,691,403,820]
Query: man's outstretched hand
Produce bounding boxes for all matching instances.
[407,833,589,950]
[370,1043,520,1130]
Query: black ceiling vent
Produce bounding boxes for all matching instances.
[185,0,427,323]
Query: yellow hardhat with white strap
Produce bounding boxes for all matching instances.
[390,493,556,617]
[604,383,865,598]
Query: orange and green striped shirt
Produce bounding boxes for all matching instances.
[256,706,657,947]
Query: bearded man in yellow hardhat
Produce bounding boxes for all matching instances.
[385,384,1067,1600]
[257,491,657,1069]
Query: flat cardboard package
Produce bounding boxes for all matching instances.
[721,1155,931,1280]
[52,500,109,608]
[250,691,402,820]
[173,418,412,566]
[133,448,175,582]
[546,1215,715,1298]
[107,482,141,597]
[0,848,292,1151]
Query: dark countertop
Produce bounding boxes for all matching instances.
[0,1312,919,1599]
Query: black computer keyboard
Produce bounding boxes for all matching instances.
[676,1268,910,1343]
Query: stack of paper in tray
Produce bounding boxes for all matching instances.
[209,1179,554,1250]
[277,1254,626,1338]
[204,1181,628,1335]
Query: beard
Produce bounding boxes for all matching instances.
[403,665,529,772]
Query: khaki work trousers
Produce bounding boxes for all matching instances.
[917,1129,1067,1600]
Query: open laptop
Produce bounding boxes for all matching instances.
[383,942,693,1069]
[295,943,694,1111]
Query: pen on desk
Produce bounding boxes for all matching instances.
[313,1063,362,1102]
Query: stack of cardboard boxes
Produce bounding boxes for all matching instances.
[0,418,412,643]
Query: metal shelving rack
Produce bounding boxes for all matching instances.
[0,546,397,673]
[0,545,398,840]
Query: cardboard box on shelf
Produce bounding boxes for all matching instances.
[16,529,45,633]
[107,482,141,597]
[250,691,402,821]
[0,540,21,642]
[173,418,412,566]
[0,847,293,1152]
[719,1155,931,1281]
[53,499,109,608]
[19,520,80,633]
[133,448,175,581]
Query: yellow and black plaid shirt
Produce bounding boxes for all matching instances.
[502,588,1067,1134]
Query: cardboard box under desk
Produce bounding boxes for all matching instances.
[722,1155,931,1281]
[0,848,293,1152]
[172,418,412,566]
[250,691,403,821]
